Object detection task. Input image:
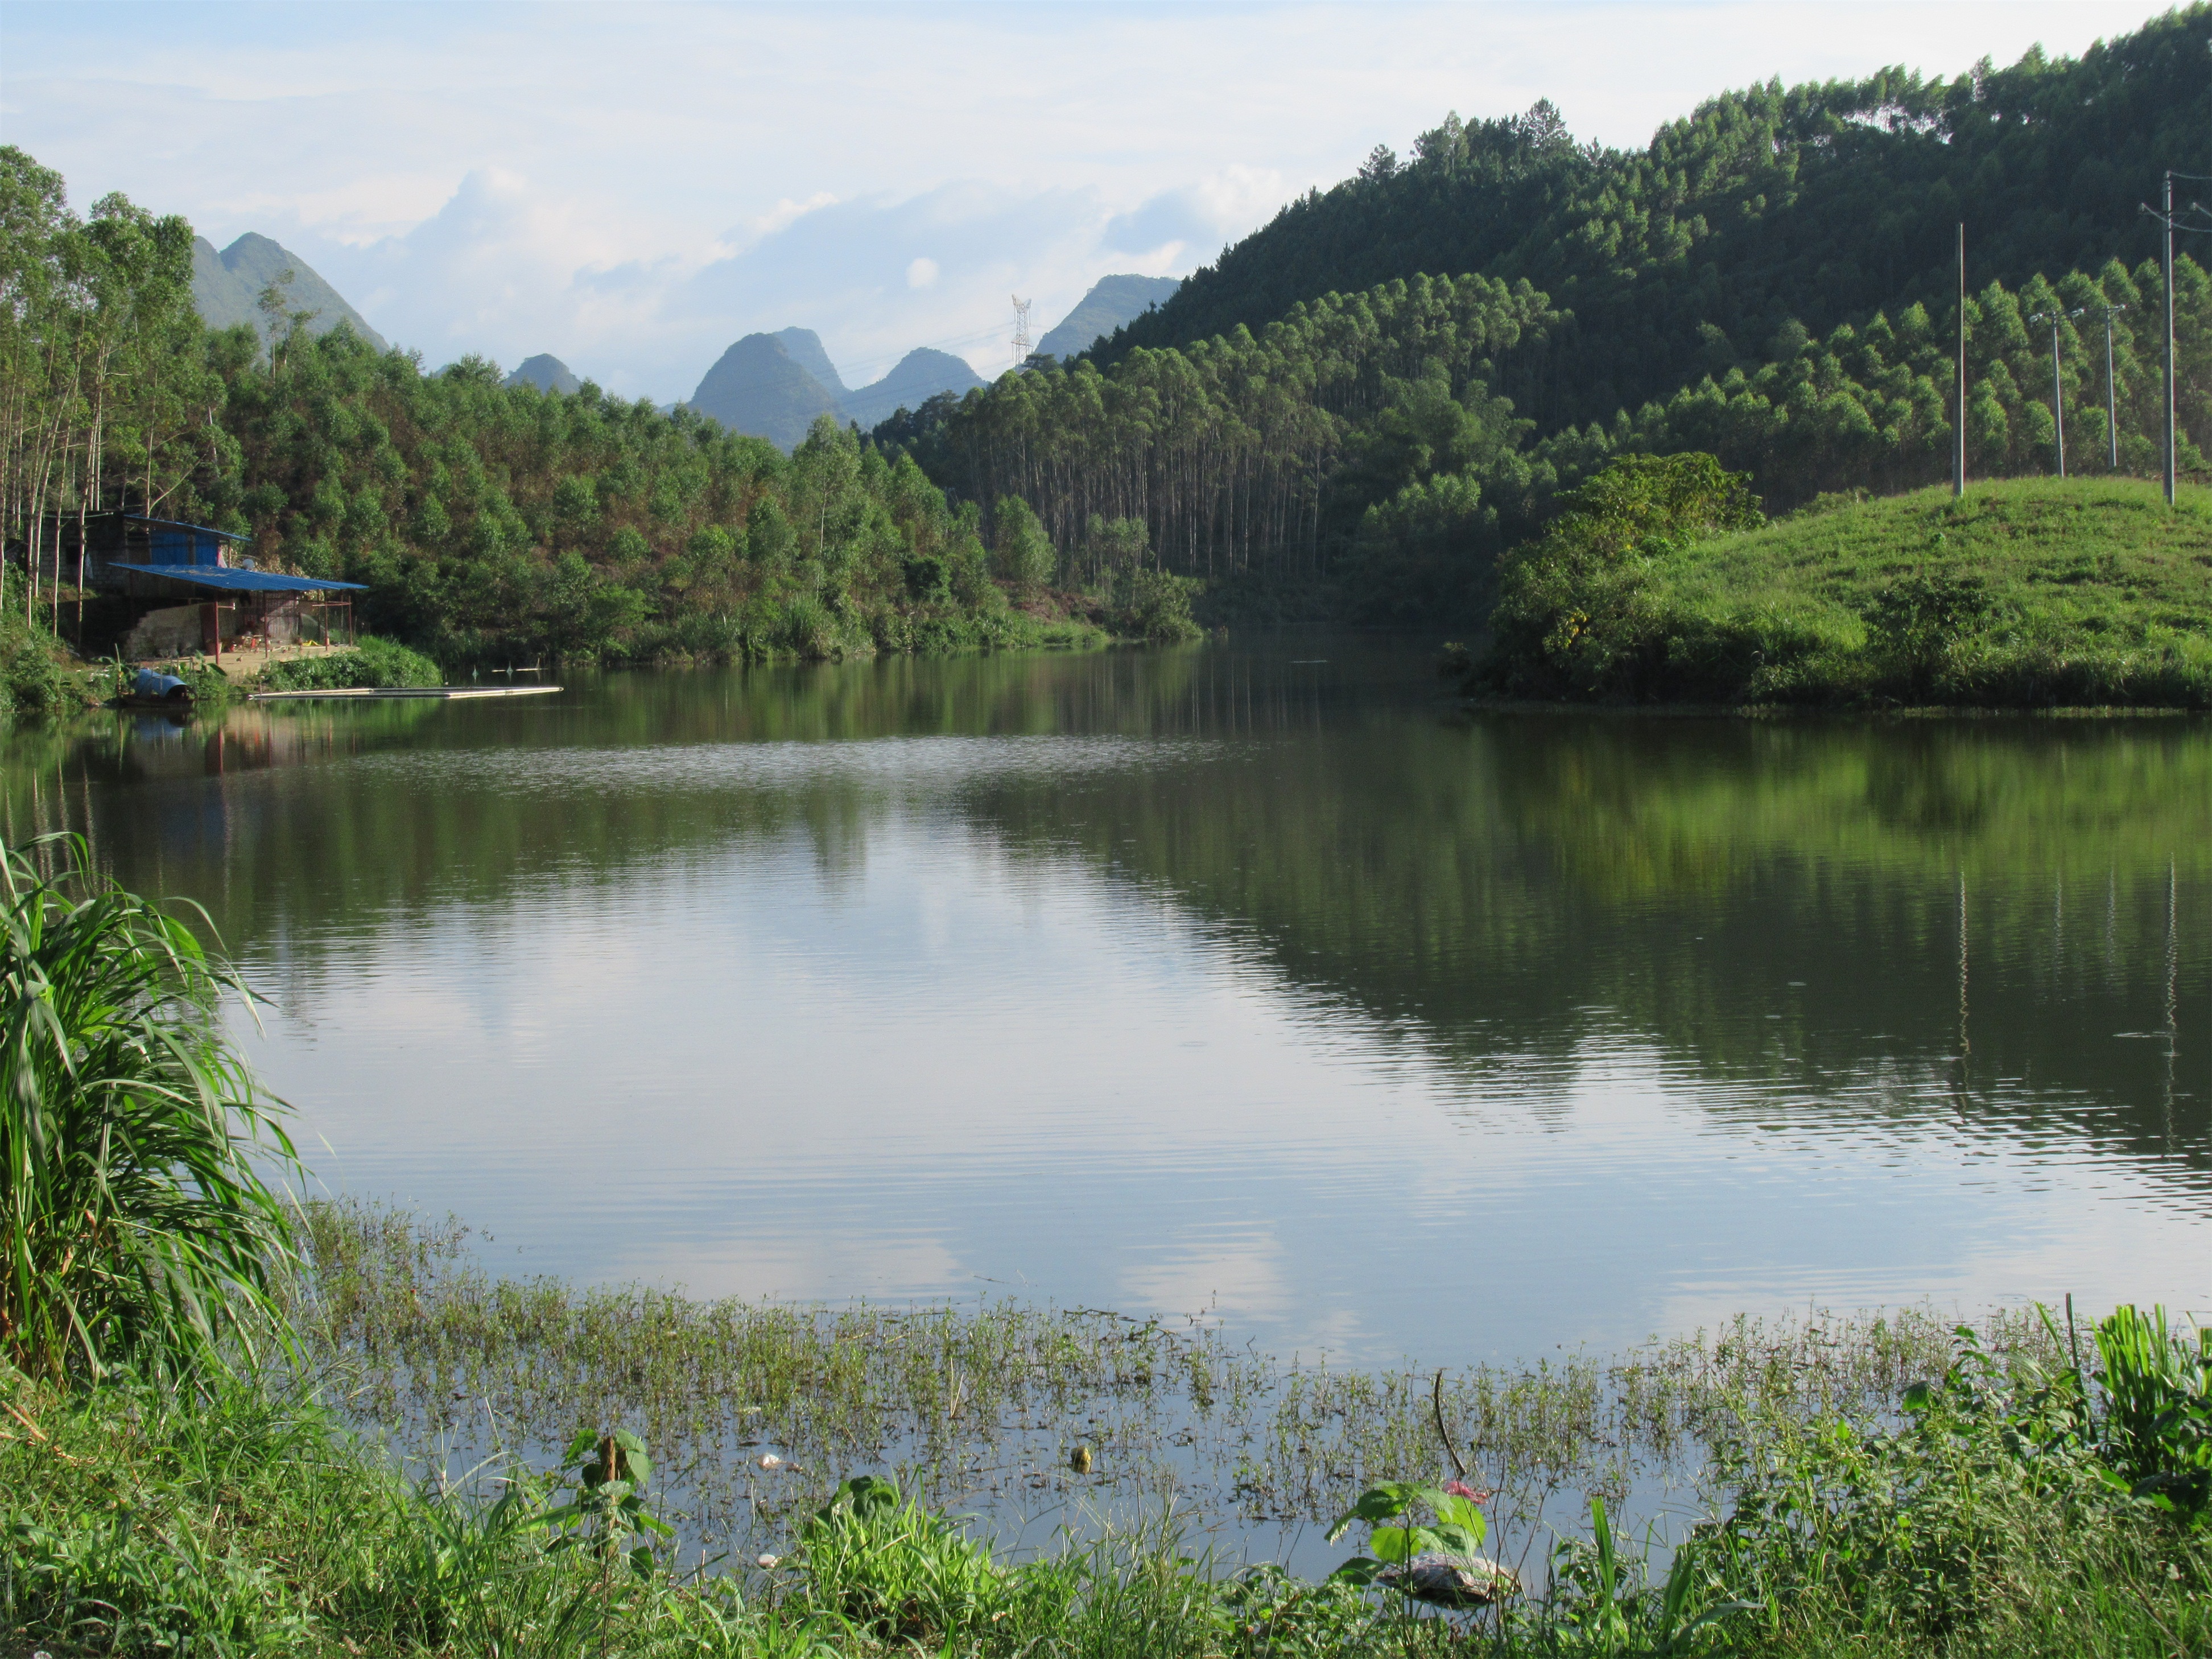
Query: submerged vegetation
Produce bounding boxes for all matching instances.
[9,1195,2212,1655]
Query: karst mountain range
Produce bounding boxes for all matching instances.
[188,234,1177,450]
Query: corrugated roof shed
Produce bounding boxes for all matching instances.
[106,563,367,594]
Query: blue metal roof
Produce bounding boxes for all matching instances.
[108,563,367,594]
[118,515,249,541]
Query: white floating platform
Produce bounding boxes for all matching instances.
[247,685,564,702]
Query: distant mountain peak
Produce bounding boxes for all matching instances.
[191,233,387,352]
[505,354,582,395]
[1036,274,1182,360]
[774,328,848,397]
[687,330,985,450]
[686,333,842,450]
[838,346,985,430]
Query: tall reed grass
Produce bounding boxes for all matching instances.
[0,834,297,1383]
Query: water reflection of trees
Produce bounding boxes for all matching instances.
[1,654,2202,1183]
[960,699,2211,1185]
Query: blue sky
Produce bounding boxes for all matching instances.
[0,2,2169,401]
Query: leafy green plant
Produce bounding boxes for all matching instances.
[0,833,298,1383]
[1859,569,2000,697]
[1326,1479,1513,1606]
[1479,452,1763,697]
[797,1473,1009,1645]
[519,1427,678,1655]
[1111,566,1203,642]
[1541,1497,1751,1655]
[529,1428,673,1571]
[0,628,67,716]
[2091,1305,2212,1521]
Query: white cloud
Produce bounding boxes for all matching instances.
[0,1,2174,402]
[905,256,939,290]
[741,192,839,251]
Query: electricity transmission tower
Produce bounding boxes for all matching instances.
[1010,296,1034,371]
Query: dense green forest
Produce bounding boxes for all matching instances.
[0,148,1107,671]
[880,8,2212,625]
[884,258,2208,624]
[1095,7,2211,426]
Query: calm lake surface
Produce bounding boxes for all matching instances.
[6,639,2206,1365]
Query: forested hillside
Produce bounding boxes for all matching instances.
[884,258,2207,622]
[1096,8,2211,428]
[0,147,1092,668]
[879,9,2211,623]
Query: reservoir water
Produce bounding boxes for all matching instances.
[4,639,2206,1367]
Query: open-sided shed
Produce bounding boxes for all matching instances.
[17,511,369,659]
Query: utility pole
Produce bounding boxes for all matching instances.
[1010,296,1033,372]
[2027,308,2085,478]
[2161,171,2175,502]
[1954,223,1966,498]
[2141,170,2212,505]
[2091,304,2127,471]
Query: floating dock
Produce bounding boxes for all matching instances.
[246,686,564,702]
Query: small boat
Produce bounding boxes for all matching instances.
[114,668,196,711]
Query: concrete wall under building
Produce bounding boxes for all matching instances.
[125,603,230,659]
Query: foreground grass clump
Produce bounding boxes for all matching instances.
[0,835,296,1383]
[1474,470,2212,708]
[0,1368,765,1656]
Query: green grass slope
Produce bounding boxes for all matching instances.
[1478,477,2212,708]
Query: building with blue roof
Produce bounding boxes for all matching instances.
[25,511,366,660]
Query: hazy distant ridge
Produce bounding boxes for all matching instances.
[191,233,387,352]
[505,354,583,395]
[838,348,987,428]
[1037,274,1181,360]
[686,328,985,448]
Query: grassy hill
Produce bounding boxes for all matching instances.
[1469,477,2212,708]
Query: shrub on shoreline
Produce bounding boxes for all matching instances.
[257,635,445,691]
